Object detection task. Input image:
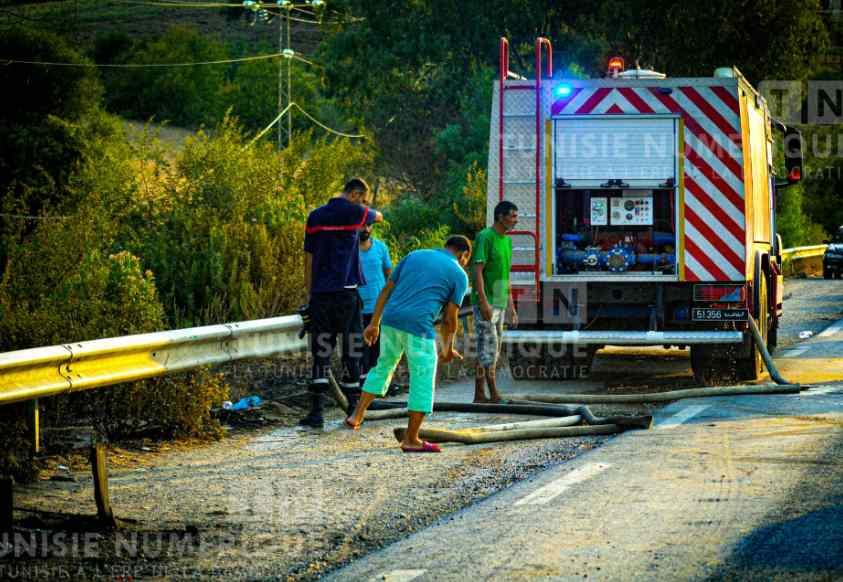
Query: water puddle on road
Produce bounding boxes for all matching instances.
[245,427,305,451]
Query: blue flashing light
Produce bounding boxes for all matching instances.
[555,84,573,97]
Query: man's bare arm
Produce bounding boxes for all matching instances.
[439,302,462,361]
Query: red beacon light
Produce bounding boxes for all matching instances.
[607,56,625,78]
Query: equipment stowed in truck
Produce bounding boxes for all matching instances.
[490,38,804,385]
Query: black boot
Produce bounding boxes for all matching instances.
[299,391,325,428]
[345,390,360,416]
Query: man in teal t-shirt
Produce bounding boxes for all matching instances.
[471,200,518,403]
[344,236,471,453]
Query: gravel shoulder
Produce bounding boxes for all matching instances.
[9,379,617,581]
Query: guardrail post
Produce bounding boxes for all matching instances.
[90,441,116,528]
[0,476,12,531]
[27,399,41,455]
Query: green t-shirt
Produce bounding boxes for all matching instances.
[470,227,512,309]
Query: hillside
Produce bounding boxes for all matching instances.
[0,0,323,54]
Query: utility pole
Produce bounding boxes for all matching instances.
[245,0,326,149]
[286,3,292,146]
[277,0,294,149]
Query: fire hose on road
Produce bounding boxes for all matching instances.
[369,399,653,429]
[517,316,802,406]
[372,400,651,446]
[393,423,622,445]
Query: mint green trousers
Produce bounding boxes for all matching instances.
[362,325,438,414]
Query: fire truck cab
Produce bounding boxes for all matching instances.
[489,37,804,385]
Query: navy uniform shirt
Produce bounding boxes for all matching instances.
[305,197,377,294]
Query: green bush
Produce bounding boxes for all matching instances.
[98,26,229,127]
[0,215,229,446]
[131,120,376,326]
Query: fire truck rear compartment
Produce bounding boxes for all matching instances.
[554,188,677,276]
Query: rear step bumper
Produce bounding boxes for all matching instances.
[502,330,743,346]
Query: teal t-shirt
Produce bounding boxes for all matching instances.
[382,249,469,339]
[470,227,512,308]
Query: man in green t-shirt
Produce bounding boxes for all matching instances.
[471,200,519,402]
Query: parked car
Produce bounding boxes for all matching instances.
[823,227,843,279]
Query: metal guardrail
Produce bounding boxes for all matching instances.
[780,244,827,277]
[0,247,828,408]
[780,244,827,262]
[0,316,306,406]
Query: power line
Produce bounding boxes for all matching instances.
[0,213,70,221]
[293,53,322,68]
[291,103,365,139]
[3,52,287,68]
[106,0,329,23]
[247,102,295,147]
[0,8,41,22]
[108,0,235,7]
[247,102,365,147]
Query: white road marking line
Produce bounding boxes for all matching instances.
[375,570,427,582]
[804,386,842,396]
[514,463,611,507]
[658,404,710,429]
[818,320,843,339]
[782,346,810,358]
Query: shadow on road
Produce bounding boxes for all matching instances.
[707,427,843,579]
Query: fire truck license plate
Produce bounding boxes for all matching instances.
[692,308,748,321]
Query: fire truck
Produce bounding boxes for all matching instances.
[490,38,804,385]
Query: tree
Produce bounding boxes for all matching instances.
[0,26,105,272]
[582,0,829,82]
[0,27,103,202]
[97,26,229,127]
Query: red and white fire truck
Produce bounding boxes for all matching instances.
[490,37,804,385]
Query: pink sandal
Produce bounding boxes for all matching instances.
[401,441,441,453]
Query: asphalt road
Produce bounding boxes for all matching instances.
[326,369,843,581]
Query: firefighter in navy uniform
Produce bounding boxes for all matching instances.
[300,178,384,428]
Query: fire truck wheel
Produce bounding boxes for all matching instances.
[543,344,596,381]
[690,344,735,386]
[508,344,596,381]
[508,343,545,381]
[767,321,778,354]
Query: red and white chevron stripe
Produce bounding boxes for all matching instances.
[551,85,746,282]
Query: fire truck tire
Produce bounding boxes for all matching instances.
[543,344,596,381]
[690,344,733,386]
[767,320,779,354]
[508,343,545,381]
[508,344,596,381]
